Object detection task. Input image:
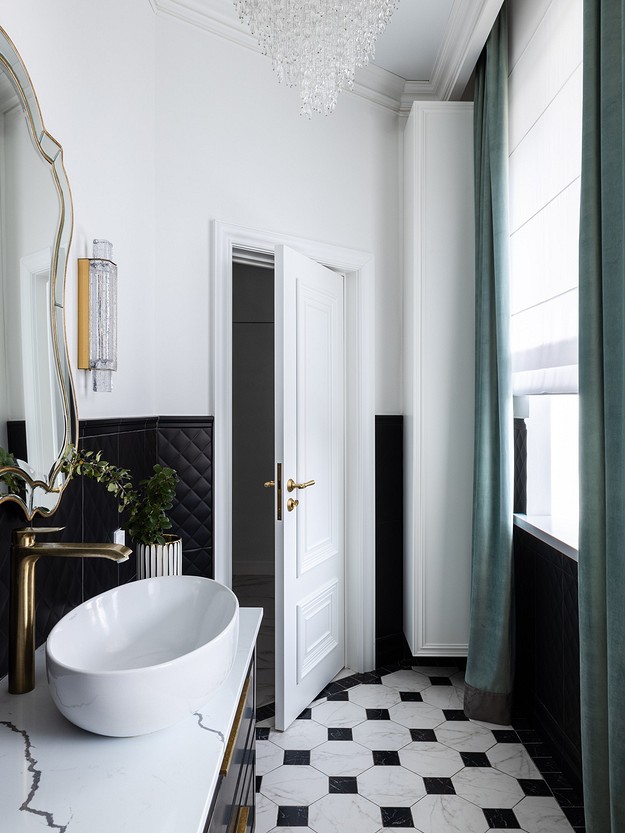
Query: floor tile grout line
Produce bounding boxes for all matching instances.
[255,664,584,833]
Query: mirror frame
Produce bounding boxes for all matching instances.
[0,25,77,519]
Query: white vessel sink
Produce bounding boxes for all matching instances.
[45,576,239,737]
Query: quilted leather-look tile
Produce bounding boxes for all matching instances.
[157,420,213,552]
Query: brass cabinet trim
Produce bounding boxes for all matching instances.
[220,675,251,777]
[234,806,249,833]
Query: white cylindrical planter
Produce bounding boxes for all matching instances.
[136,535,182,579]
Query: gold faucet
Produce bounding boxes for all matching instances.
[9,526,132,695]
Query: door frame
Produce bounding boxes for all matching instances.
[211,219,376,674]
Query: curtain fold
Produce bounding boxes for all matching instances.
[463,5,514,726]
[578,1,625,830]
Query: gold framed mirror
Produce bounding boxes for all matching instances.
[0,25,77,519]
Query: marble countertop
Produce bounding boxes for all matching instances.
[0,607,262,833]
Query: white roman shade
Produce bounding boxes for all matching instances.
[508,0,582,395]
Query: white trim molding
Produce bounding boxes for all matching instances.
[151,0,504,114]
[211,220,376,673]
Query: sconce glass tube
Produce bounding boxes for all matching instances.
[78,240,117,392]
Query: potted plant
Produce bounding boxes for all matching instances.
[63,447,181,578]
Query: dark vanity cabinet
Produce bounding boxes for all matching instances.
[205,656,256,833]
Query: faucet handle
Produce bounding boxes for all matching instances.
[13,526,65,546]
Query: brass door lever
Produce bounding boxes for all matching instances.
[287,478,315,492]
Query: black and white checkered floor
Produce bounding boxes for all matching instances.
[255,666,584,833]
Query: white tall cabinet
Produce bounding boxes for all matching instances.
[403,101,475,657]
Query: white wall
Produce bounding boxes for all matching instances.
[153,13,402,415]
[0,1,402,420]
[0,0,157,420]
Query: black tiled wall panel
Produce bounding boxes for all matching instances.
[0,416,213,680]
[513,526,582,792]
[375,415,409,666]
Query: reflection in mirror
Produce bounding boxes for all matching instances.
[0,26,76,518]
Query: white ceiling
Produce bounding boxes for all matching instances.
[151,0,504,112]
[373,0,456,82]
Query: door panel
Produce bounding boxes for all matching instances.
[275,245,345,731]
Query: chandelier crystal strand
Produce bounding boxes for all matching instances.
[234,0,399,117]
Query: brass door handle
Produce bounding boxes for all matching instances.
[287,478,315,493]
[263,480,275,488]
[287,498,299,512]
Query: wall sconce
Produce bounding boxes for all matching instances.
[78,240,117,392]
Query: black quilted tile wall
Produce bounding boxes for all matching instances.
[513,526,582,792]
[0,416,213,680]
[158,417,213,578]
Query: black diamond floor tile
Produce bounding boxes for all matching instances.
[380,807,414,827]
[410,729,437,742]
[460,751,491,767]
[423,777,455,795]
[277,806,308,826]
[518,778,552,796]
[399,691,423,702]
[429,676,452,685]
[483,808,520,828]
[284,750,310,765]
[329,776,358,794]
[298,708,312,720]
[328,727,352,741]
[327,692,349,702]
[442,709,468,721]
[256,727,270,740]
[366,708,390,720]
[373,750,401,766]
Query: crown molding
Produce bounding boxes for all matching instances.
[151,0,503,114]
[430,0,504,100]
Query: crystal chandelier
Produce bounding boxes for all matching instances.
[234,0,399,117]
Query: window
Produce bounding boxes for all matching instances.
[508,0,583,537]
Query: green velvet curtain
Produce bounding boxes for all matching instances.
[578,1,625,829]
[463,6,514,726]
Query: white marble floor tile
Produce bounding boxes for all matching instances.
[381,670,430,691]
[256,793,279,833]
[435,720,496,752]
[312,700,367,728]
[269,719,327,750]
[514,796,575,832]
[310,740,373,776]
[400,741,464,778]
[388,702,445,729]
[256,740,284,775]
[349,684,402,709]
[410,794,490,833]
[420,686,465,709]
[388,701,446,729]
[261,764,328,806]
[487,743,542,778]
[352,720,412,751]
[451,766,525,808]
[308,793,381,833]
[358,765,426,806]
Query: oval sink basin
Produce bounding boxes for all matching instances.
[46,576,239,737]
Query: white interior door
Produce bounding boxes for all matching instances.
[274,245,345,731]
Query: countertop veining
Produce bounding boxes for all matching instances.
[0,607,262,832]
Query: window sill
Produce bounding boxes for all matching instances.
[513,514,578,561]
